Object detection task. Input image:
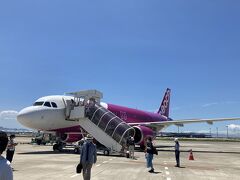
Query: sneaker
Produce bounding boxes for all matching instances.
[148,168,154,173]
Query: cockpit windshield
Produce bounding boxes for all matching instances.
[44,102,51,107]
[33,101,58,108]
[33,101,44,106]
[51,102,57,108]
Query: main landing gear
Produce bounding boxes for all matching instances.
[53,142,64,151]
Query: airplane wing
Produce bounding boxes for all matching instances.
[128,117,240,128]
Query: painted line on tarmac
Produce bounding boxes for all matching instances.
[109,158,113,161]
[167,177,171,180]
[71,174,80,178]
[166,171,170,175]
[102,161,108,164]
[165,167,168,170]
[63,165,74,170]
[96,164,101,167]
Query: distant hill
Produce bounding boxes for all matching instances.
[0,126,32,133]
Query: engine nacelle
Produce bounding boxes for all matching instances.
[133,125,154,145]
[60,133,82,143]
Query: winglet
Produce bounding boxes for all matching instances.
[157,88,171,117]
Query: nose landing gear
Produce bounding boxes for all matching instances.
[53,142,64,152]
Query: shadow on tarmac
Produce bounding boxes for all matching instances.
[17,150,123,157]
[150,171,161,174]
[158,149,240,154]
[17,151,66,155]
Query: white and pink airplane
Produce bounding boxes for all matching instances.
[17,89,240,151]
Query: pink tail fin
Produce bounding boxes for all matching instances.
[157,88,171,117]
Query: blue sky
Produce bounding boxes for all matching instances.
[0,0,240,135]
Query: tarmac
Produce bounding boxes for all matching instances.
[5,137,240,180]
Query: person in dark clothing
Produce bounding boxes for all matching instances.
[85,98,96,119]
[174,138,180,167]
[145,137,154,173]
[6,135,17,164]
[80,134,97,180]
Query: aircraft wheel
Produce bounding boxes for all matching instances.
[53,144,59,151]
[58,143,63,152]
[36,139,42,145]
[103,150,110,156]
[74,148,79,154]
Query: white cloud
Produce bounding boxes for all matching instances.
[0,110,18,120]
[0,110,24,129]
[202,102,219,107]
[227,124,240,130]
[202,101,240,108]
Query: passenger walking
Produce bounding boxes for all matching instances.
[129,136,135,159]
[127,136,135,159]
[145,137,154,173]
[0,131,13,180]
[80,134,97,180]
[85,98,96,119]
[6,135,18,164]
[174,138,180,167]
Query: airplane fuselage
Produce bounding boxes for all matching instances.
[17,95,168,134]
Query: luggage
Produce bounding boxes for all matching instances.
[76,163,82,173]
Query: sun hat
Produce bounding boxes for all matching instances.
[86,134,93,140]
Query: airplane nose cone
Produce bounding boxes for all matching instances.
[17,107,35,127]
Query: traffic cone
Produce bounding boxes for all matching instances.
[189,149,194,160]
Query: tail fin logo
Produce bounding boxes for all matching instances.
[158,88,171,117]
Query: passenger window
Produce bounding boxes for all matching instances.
[51,102,57,108]
[44,102,51,107]
[33,101,44,106]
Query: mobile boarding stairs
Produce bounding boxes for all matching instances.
[64,90,135,155]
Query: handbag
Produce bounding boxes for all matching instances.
[153,147,158,155]
[76,163,82,173]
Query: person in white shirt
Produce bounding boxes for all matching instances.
[6,134,18,163]
[0,131,13,180]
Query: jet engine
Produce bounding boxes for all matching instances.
[59,133,82,143]
[133,125,154,146]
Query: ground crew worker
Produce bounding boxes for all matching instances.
[80,134,97,180]
[174,138,180,167]
[0,131,13,180]
[6,134,18,164]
